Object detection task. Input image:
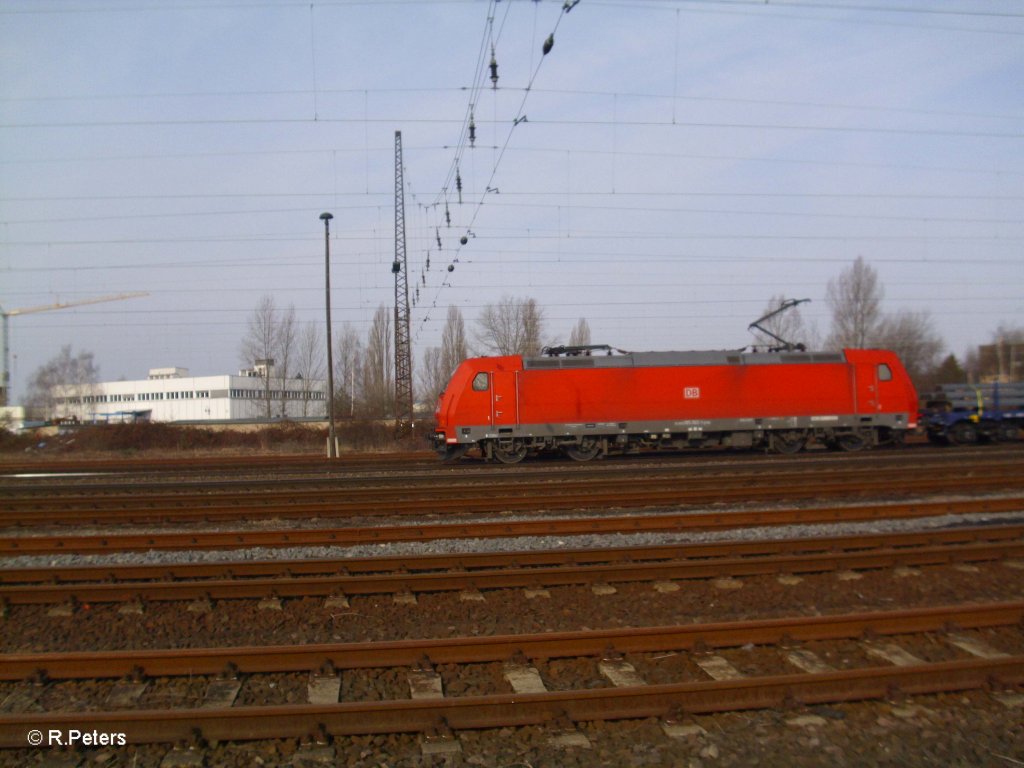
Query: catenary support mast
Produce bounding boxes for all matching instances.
[392,131,414,430]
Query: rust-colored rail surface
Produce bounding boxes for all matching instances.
[0,437,1004,478]
[2,526,1022,605]
[1,601,1021,747]
[3,600,1021,679]
[7,657,1022,747]
[2,657,1021,747]
[3,446,1014,494]
[3,495,1022,556]
[2,456,1022,526]
[4,522,1020,585]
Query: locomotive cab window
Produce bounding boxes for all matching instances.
[472,372,489,391]
[878,364,892,382]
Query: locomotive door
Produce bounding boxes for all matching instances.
[490,370,520,427]
[854,363,879,414]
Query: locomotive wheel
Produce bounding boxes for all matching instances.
[564,439,601,462]
[771,431,806,454]
[837,432,868,452]
[492,440,528,464]
[950,422,978,445]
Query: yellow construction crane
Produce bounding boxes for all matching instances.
[1,292,148,407]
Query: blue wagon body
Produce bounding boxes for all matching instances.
[920,382,1024,444]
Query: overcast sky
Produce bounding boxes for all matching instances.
[2,0,1022,401]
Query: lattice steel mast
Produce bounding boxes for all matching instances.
[392,131,414,429]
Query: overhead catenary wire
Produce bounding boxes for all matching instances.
[2,0,1020,396]
[414,0,582,344]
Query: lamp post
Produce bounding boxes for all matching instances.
[320,212,337,458]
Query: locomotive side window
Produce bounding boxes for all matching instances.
[878,364,892,381]
[472,372,489,391]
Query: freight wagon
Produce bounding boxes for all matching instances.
[920,382,1024,444]
[432,345,918,463]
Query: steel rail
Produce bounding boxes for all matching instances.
[2,657,1020,747]
[4,522,1021,586]
[3,461,967,508]
[3,601,1021,680]
[3,496,1023,556]
[3,538,1023,606]
[2,464,1023,527]
[3,448,1014,497]
[1,607,1022,747]
[0,436,1010,478]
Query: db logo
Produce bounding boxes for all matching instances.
[684,387,700,399]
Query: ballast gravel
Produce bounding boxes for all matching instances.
[3,505,1023,571]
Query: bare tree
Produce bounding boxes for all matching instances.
[823,259,945,384]
[362,305,393,418]
[521,298,544,356]
[275,304,298,418]
[874,309,944,385]
[826,256,883,349]
[420,306,470,412]
[440,305,468,376]
[26,345,99,421]
[240,295,279,418]
[568,317,592,347]
[476,296,546,356]
[334,323,363,419]
[294,322,325,417]
[419,346,447,409]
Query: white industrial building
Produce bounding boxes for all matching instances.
[52,362,327,423]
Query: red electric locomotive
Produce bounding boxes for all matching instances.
[432,345,918,463]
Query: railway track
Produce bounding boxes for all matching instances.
[3,495,1023,556]
[2,524,1022,606]
[1,458,1023,527]
[3,447,1022,762]
[2,601,1021,747]
[3,443,1017,488]
[0,435,1006,478]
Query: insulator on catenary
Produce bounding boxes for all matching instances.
[469,113,476,147]
[489,47,499,88]
[448,264,455,272]
[460,235,468,245]
[542,34,554,55]
[456,167,462,204]
[436,228,442,248]
[426,252,431,269]
[445,202,450,226]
